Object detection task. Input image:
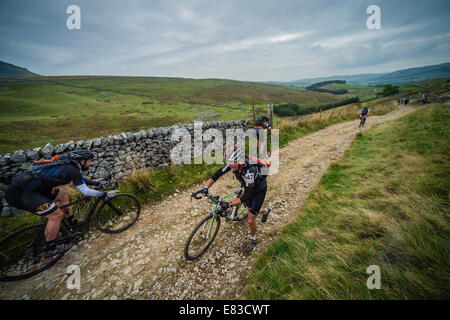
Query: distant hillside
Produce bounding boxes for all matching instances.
[0,61,40,77]
[0,76,343,152]
[284,62,450,86]
[371,62,450,85]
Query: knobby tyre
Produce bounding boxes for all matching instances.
[95,193,141,234]
[0,224,66,282]
[184,214,221,261]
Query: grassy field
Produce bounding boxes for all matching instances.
[319,83,379,101]
[0,76,344,153]
[243,103,450,299]
[399,77,450,96]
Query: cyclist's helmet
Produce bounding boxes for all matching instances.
[255,116,271,129]
[224,145,245,164]
[69,149,94,162]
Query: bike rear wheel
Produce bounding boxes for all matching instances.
[0,224,66,282]
[184,214,221,261]
[95,193,141,234]
[231,204,248,221]
[229,189,248,221]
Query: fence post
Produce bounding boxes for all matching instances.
[268,103,273,127]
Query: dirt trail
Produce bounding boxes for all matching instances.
[0,106,415,300]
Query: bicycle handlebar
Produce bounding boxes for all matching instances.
[191,191,219,203]
[101,181,119,191]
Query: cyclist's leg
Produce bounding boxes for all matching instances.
[53,188,72,218]
[44,209,64,242]
[247,211,257,237]
[247,185,268,237]
[20,189,60,242]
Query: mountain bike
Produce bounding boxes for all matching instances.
[0,182,141,282]
[184,187,247,261]
[359,115,367,128]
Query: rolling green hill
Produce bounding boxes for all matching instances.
[0,61,40,77]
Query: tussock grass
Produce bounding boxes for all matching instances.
[120,163,221,202]
[244,103,450,299]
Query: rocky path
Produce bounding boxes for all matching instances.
[0,106,414,300]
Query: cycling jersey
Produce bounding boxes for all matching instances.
[211,159,267,214]
[20,164,92,191]
[361,107,370,115]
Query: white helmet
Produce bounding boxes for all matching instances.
[224,144,245,164]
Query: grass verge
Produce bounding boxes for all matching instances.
[243,103,450,299]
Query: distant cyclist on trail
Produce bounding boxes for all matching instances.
[193,145,271,252]
[359,106,371,125]
[5,150,116,256]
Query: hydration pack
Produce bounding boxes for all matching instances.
[247,156,270,179]
[247,156,271,167]
[254,116,271,130]
[28,154,78,184]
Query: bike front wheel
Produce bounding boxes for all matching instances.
[0,224,66,282]
[184,214,221,261]
[95,193,141,234]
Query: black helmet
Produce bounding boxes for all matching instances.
[255,116,271,129]
[69,149,94,162]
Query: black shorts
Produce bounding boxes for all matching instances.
[5,185,60,216]
[242,185,267,215]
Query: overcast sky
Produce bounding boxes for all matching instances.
[0,0,449,81]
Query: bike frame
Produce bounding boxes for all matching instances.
[202,188,246,240]
[40,193,118,245]
[59,196,102,231]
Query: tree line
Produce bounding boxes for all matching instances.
[306,80,348,95]
[273,97,360,117]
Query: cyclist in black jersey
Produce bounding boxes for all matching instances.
[194,145,271,251]
[5,150,114,256]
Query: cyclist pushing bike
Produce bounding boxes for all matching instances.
[5,149,116,257]
[193,144,271,252]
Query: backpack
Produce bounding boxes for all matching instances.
[254,116,271,130]
[247,156,270,178]
[28,154,77,183]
